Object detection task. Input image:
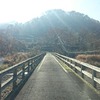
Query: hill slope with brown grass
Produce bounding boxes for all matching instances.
[76,54,100,67]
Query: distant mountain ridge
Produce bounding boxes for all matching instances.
[0,9,100,55]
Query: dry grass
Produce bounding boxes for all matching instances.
[0,52,30,71]
[76,54,100,67]
[0,64,8,71]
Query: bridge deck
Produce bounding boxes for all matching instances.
[15,53,100,100]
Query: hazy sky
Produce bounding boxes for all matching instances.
[0,0,100,23]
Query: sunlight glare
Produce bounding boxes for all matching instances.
[0,0,80,23]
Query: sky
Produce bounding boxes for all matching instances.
[0,0,100,23]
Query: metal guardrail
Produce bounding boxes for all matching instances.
[54,53,100,90]
[0,53,46,100]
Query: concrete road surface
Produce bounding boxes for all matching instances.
[15,53,100,100]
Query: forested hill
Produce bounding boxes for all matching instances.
[0,9,100,56]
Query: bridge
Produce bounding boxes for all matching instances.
[0,53,100,100]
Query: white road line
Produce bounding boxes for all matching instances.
[53,55,68,73]
[37,55,46,72]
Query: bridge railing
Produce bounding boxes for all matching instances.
[54,53,100,90]
[0,53,45,100]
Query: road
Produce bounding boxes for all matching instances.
[15,53,100,100]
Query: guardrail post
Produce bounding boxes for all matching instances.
[28,61,30,74]
[31,60,34,70]
[31,60,35,71]
[22,63,25,79]
[0,76,1,100]
[13,69,17,90]
[92,70,96,88]
[81,65,84,78]
[67,59,71,68]
[74,62,77,73]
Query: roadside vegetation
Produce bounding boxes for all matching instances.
[76,54,100,67]
[0,52,30,71]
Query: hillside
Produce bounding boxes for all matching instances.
[18,9,100,53]
[0,28,26,56]
[0,9,100,56]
